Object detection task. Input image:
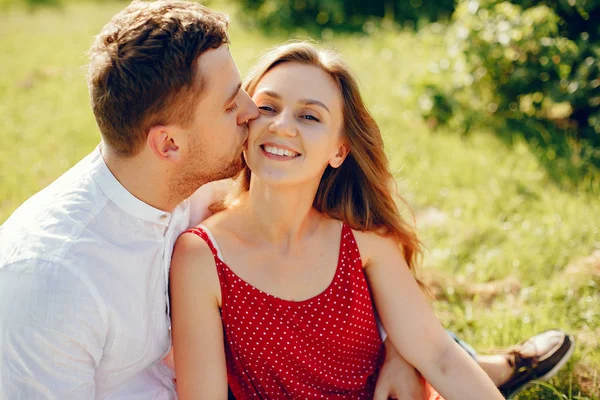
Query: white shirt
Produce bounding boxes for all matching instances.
[0,147,215,399]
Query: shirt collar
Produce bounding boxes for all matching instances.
[88,145,173,226]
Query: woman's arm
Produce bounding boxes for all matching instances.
[374,339,430,400]
[359,232,504,400]
[170,233,228,400]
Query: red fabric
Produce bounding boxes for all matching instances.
[186,224,384,399]
[420,376,445,400]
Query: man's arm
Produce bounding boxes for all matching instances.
[0,260,106,399]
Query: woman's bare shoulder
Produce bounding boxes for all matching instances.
[170,228,222,303]
[351,227,401,267]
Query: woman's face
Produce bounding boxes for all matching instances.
[244,62,348,187]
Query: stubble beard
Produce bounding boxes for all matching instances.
[167,142,245,205]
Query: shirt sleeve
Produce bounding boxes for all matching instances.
[377,315,388,341]
[0,259,107,399]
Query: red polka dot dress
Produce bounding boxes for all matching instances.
[186,223,384,399]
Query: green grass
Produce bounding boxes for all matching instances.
[1,1,598,398]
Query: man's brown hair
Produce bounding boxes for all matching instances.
[88,0,229,156]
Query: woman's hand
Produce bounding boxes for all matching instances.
[374,339,430,400]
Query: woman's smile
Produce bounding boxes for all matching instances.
[260,143,301,160]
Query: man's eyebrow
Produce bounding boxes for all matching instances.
[257,90,330,114]
[224,83,242,106]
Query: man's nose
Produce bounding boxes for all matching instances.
[238,90,259,124]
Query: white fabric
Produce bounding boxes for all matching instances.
[0,146,216,399]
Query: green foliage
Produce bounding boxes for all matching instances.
[232,0,455,33]
[417,0,600,182]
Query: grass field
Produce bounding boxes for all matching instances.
[1,1,598,398]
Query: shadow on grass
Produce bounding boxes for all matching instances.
[514,360,599,400]
[492,118,600,193]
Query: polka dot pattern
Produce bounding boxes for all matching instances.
[187,224,384,399]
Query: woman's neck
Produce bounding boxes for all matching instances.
[239,176,323,248]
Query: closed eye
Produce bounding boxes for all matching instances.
[226,103,239,113]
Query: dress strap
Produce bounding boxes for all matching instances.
[184,225,224,264]
[199,224,225,262]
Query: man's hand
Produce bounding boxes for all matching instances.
[374,339,430,400]
[188,179,232,227]
[162,347,175,371]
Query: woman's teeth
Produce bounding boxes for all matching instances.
[263,145,299,157]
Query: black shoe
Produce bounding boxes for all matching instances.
[498,329,575,398]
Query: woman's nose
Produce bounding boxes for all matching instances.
[269,113,297,138]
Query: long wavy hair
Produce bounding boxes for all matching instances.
[237,42,424,287]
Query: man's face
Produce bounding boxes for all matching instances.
[171,45,258,198]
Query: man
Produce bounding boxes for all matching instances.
[0,1,573,399]
[0,1,256,398]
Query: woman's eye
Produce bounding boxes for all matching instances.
[226,103,239,113]
[258,106,275,113]
[301,115,320,122]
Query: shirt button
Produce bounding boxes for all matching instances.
[159,214,168,220]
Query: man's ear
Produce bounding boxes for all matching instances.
[147,125,181,161]
[329,143,350,169]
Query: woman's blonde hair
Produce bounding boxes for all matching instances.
[239,41,424,286]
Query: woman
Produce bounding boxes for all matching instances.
[169,42,504,399]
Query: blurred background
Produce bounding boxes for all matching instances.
[0,0,598,398]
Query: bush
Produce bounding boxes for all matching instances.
[417,0,600,178]
[232,0,455,33]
